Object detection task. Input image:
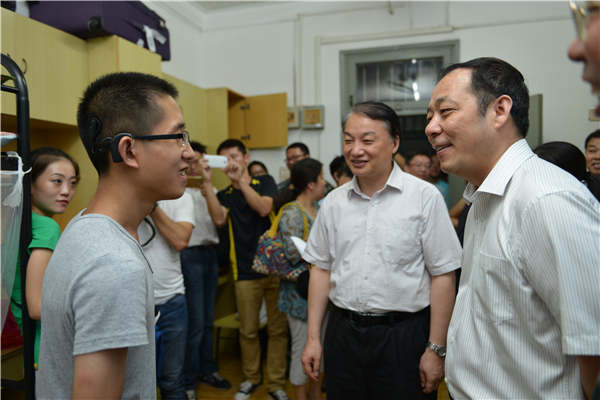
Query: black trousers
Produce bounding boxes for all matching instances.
[324,305,436,400]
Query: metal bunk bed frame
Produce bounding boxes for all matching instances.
[2,53,35,400]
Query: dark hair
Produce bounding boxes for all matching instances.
[248,160,268,175]
[217,139,246,155]
[77,72,179,174]
[534,141,587,181]
[275,158,322,209]
[190,141,207,154]
[329,155,353,179]
[286,142,310,155]
[440,57,530,137]
[31,147,80,183]
[342,101,402,141]
[585,129,600,149]
[405,151,432,166]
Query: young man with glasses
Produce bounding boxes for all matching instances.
[37,72,193,399]
[278,142,311,193]
[278,143,335,208]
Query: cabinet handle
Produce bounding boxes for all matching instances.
[240,103,250,110]
[241,134,251,141]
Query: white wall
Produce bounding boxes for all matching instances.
[149,1,599,184]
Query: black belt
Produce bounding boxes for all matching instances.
[333,303,428,327]
[188,244,217,250]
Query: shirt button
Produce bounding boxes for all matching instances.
[364,276,368,280]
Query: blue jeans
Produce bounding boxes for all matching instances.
[181,246,219,390]
[156,294,188,400]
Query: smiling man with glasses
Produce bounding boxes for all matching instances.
[37,72,194,400]
[278,142,311,193]
[278,143,334,201]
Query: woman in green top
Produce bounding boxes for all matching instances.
[11,147,79,368]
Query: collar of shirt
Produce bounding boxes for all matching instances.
[347,162,404,200]
[463,138,534,203]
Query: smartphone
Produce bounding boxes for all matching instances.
[204,155,228,169]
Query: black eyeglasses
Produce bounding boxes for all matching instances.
[134,131,190,148]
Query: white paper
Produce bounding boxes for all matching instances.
[290,236,307,258]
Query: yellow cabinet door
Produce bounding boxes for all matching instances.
[1,9,88,126]
[246,93,288,149]
[228,93,288,149]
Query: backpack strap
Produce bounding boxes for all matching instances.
[300,207,309,241]
[226,211,239,281]
[267,202,297,237]
[270,202,310,241]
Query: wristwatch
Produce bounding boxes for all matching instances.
[427,341,446,358]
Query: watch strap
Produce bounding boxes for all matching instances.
[427,341,446,358]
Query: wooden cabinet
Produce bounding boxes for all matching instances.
[1,10,161,126]
[161,73,206,144]
[1,9,88,126]
[1,9,287,214]
[87,35,162,82]
[206,88,288,149]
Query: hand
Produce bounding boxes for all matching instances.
[224,159,244,183]
[198,157,212,182]
[419,347,444,394]
[188,157,214,191]
[301,338,322,382]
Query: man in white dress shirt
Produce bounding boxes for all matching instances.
[425,57,600,399]
[301,101,461,399]
[138,193,195,399]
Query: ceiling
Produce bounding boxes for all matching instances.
[189,1,263,13]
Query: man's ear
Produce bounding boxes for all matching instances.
[392,135,400,154]
[492,94,513,130]
[120,136,140,168]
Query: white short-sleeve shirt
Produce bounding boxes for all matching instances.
[186,187,219,247]
[303,163,461,313]
[446,139,600,399]
[138,192,195,305]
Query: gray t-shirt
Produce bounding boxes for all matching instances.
[37,212,156,399]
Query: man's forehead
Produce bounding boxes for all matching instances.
[221,147,241,155]
[436,68,472,92]
[344,130,377,138]
[429,69,474,107]
[287,147,304,154]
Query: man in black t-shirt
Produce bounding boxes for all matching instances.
[216,139,289,400]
